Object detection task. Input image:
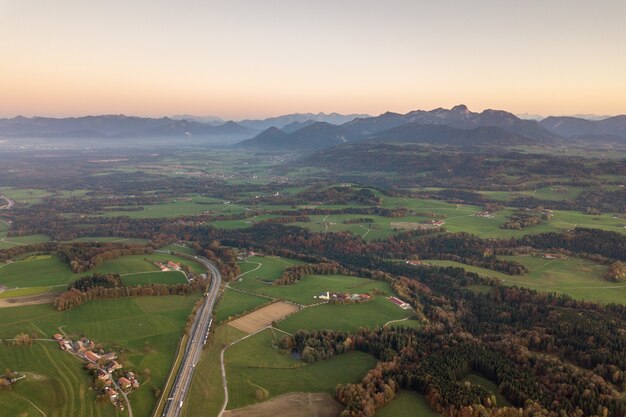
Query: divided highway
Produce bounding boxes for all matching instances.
[161,256,222,417]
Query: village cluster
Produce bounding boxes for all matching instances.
[54,333,140,410]
[315,291,372,303]
[154,260,182,271]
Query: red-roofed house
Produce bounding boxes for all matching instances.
[118,377,131,390]
[84,351,101,363]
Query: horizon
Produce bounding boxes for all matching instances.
[1,0,625,119]
[0,106,623,122]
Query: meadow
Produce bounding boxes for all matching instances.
[224,328,377,409]
[0,295,201,417]
[0,252,205,295]
[214,288,270,323]
[375,391,441,417]
[277,282,411,333]
[426,255,623,305]
[101,195,243,218]
[285,195,626,239]
[0,342,120,417]
[232,256,305,293]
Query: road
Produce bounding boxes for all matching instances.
[0,195,15,210]
[161,256,222,417]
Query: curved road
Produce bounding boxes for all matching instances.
[161,256,222,417]
[0,195,15,210]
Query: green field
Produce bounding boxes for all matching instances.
[121,270,187,286]
[375,391,441,417]
[159,243,196,255]
[0,342,120,417]
[224,328,377,409]
[214,288,270,323]
[278,282,410,333]
[101,196,242,218]
[0,253,204,292]
[183,325,247,417]
[286,196,626,240]
[232,256,305,293]
[426,255,623,305]
[0,295,201,417]
[460,373,511,407]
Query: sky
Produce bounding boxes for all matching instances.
[1,0,625,119]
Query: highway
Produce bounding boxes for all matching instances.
[161,256,222,417]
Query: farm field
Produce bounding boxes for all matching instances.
[254,274,392,306]
[224,328,377,409]
[286,196,626,239]
[214,288,270,323]
[0,295,201,417]
[0,342,120,417]
[0,253,204,293]
[100,196,241,218]
[0,234,51,250]
[232,256,305,293]
[426,255,622,305]
[120,270,187,286]
[228,302,298,333]
[183,325,248,417]
[159,243,195,255]
[277,283,410,333]
[222,392,342,417]
[375,391,441,417]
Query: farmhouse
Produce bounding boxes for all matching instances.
[167,261,181,270]
[84,351,101,363]
[388,296,411,310]
[118,377,132,390]
[105,361,123,373]
[106,388,118,402]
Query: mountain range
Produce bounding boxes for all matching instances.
[0,115,253,140]
[2,107,626,149]
[238,105,565,150]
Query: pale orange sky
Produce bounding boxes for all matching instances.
[1,0,625,119]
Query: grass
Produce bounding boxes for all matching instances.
[375,391,441,417]
[0,342,120,417]
[277,283,410,333]
[183,325,247,417]
[0,253,204,291]
[0,295,201,417]
[232,256,305,293]
[159,243,196,255]
[224,328,377,409]
[0,286,59,298]
[120,270,187,286]
[426,255,623,305]
[460,373,511,407]
[287,196,626,240]
[101,195,239,218]
[214,288,270,323]
[255,274,388,306]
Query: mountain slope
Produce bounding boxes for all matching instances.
[0,115,253,139]
[344,105,558,141]
[370,124,536,146]
[237,122,360,150]
[238,112,369,131]
[540,115,626,141]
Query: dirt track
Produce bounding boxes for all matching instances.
[0,292,56,308]
[228,301,298,333]
[222,392,342,417]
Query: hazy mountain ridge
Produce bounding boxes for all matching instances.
[541,115,626,141]
[236,122,360,150]
[238,112,370,131]
[239,105,560,150]
[0,115,253,139]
